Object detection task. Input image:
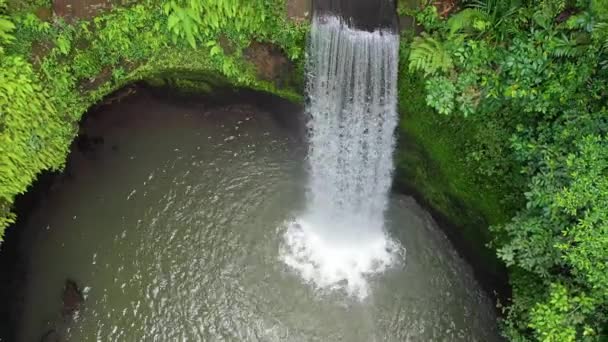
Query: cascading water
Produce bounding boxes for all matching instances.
[281,15,403,299]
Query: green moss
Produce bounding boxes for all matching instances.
[397,75,509,225]
[394,36,519,274]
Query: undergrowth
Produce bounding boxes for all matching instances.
[0,0,307,239]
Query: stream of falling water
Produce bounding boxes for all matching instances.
[281,16,403,299]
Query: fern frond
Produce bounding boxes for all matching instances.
[594,22,608,69]
[549,34,587,58]
[568,11,594,32]
[467,0,520,31]
[409,33,454,76]
[594,22,608,51]
[447,8,491,35]
[0,17,14,42]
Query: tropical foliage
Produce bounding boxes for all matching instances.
[0,0,14,52]
[0,0,306,240]
[3,0,608,341]
[407,0,608,340]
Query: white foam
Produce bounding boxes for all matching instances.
[280,218,403,300]
[281,16,402,300]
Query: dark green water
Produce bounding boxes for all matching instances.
[14,90,500,341]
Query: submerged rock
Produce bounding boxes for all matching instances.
[36,279,84,342]
[40,329,60,342]
[62,279,84,318]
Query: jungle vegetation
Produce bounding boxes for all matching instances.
[0,0,306,237]
[404,0,608,340]
[0,0,607,341]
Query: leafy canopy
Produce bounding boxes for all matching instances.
[407,0,608,340]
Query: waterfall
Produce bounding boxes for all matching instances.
[281,15,402,299]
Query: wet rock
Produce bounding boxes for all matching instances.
[287,0,311,23]
[80,66,113,92]
[397,0,423,33]
[100,86,137,106]
[432,0,459,17]
[218,35,237,55]
[40,329,60,342]
[53,0,113,20]
[31,40,55,66]
[61,279,84,318]
[313,0,397,31]
[35,7,53,21]
[244,42,294,87]
[34,281,83,342]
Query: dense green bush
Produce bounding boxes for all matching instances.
[3,0,608,340]
[0,0,306,239]
[407,0,608,340]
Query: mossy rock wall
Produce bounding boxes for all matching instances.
[391,0,515,293]
[394,43,519,296]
